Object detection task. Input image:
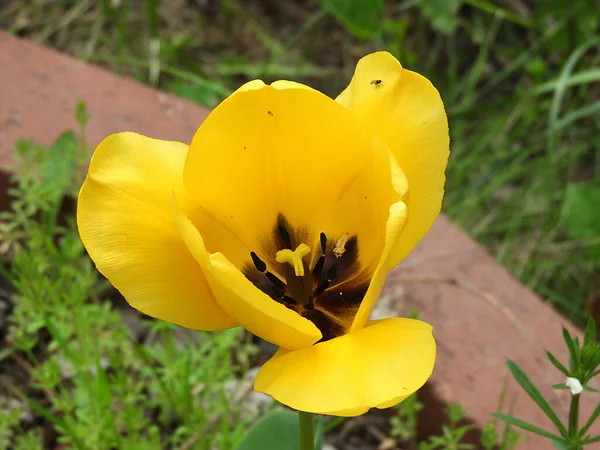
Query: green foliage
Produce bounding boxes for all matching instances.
[390,392,423,442]
[495,320,600,448]
[167,80,221,108]
[0,110,256,449]
[563,183,600,267]
[419,404,474,450]
[234,410,324,450]
[417,0,461,35]
[317,0,384,39]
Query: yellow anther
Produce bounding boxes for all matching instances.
[333,233,349,258]
[276,243,311,277]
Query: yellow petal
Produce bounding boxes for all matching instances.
[209,253,322,349]
[77,132,236,330]
[350,199,408,332]
[337,52,449,267]
[183,81,373,258]
[314,137,409,335]
[172,199,322,350]
[255,318,436,416]
[319,135,408,275]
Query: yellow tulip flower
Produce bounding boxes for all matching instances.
[77,52,449,416]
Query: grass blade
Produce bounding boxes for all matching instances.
[506,360,568,437]
[578,401,600,438]
[547,351,570,376]
[492,413,567,443]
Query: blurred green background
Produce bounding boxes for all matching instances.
[1,0,599,323]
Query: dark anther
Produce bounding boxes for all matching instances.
[314,279,330,297]
[311,255,325,278]
[272,284,285,299]
[326,263,338,282]
[313,262,338,297]
[278,224,292,249]
[307,296,315,310]
[320,232,327,254]
[250,252,266,272]
[282,296,298,305]
[266,272,285,288]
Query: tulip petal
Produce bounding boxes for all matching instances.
[77,132,236,330]
[171,199,322,350]
[314,138,409,334]
[337,52,449,268]
[209,253,322,349]
[350,198,408,331]
[319,135,408,276]
[183,80,373,260]
[255,317,436,416]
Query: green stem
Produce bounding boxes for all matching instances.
[298,411,315,450]
[569,393,580,448]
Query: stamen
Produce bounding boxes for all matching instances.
[282,296,298,306]
[276,243,311,277]
[313,263,338,296]
[311,255,325,278]
[333,233,349,258]
[250,251,267,272]
[272,284,285,299]
[265,272,284,288]
[278,224,292,249]
[312,232,327,279]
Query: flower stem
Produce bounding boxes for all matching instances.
[298,411,315,450]
[569,393,581,449]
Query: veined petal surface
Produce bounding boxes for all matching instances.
[77,132,236,330]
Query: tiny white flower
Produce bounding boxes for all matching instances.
[565,377,583,395]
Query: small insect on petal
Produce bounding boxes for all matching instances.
[370,79,384,89]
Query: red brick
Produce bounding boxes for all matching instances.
[1,30,597,448]
[390,215,598,447]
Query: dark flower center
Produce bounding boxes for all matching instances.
[243,214,371,341]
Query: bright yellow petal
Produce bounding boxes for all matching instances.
[77,132,236,330]
[172,199,322,350]
[313,137,409,335]
[350,199,408,332]
[319,135,408,275]
[183,81,373,259]
[337,52,449,267]
[209,253,322,349]
[255,318,436,416]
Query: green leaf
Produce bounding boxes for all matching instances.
[506,360,568,437]
[317,0,384,39]
[563,183,600,266]
[562,327,579,371]
[582,434,600,445]
[75,100,91,127]
[417,0,461,35]
[40,131,78,204]
[578,400,600,438]
[547,351,570,376]
[22,395,87,449]
[167,80,221,108]
[584,318,597,346]
[551,440,569,450]
[234,410,324,450]
[492,413,566,443]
